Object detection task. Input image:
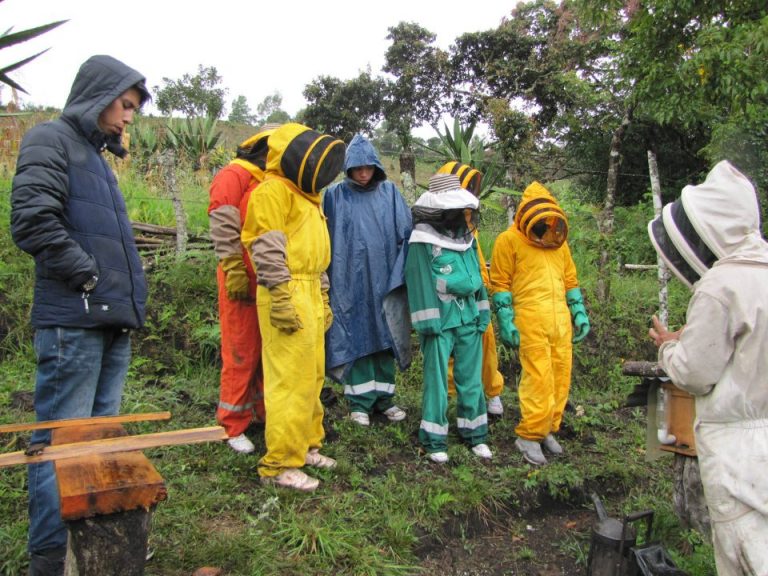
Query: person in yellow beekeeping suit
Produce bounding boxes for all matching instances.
[490,181,589,466]
[437,162,505,416]
[241,123,345,491]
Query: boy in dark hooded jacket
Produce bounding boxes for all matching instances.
[323,134,412,426]
[11,55,150,574]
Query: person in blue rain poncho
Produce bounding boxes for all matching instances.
[323,134,413,426]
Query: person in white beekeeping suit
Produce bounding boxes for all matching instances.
[648,160,768,576]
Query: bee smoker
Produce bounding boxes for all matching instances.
[586,493,648,576]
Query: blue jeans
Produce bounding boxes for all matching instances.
[28,327,131,553]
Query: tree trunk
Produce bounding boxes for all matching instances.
[647,149,669,325]
[399,149,416,183]
[159,150,188,258]
[673,454,712,540]
[596,105,634,304]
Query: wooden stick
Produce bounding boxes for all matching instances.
[0,412,172,434]
[0,426,228,468]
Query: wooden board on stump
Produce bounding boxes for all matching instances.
[53,423,167,576]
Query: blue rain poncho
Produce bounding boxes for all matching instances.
[323,134,413,381]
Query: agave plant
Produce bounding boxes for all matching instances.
[418,118,507,200]
[0,2,67,94]
[165,116,222,170]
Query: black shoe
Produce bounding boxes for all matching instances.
[28,546,66,576]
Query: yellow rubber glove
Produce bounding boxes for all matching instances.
[269,282,303,333]
[321,288,333,332]
[220,255,251,301]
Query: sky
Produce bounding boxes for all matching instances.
[3,0,517,136]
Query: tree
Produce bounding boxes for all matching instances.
[301,71,385,142]
[228,95,255,125]
[0,9,67,97]
[153,65,227,119]
[382,22,449,179]
[254,92,291,125]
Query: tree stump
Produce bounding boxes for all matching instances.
[53,423,167,576]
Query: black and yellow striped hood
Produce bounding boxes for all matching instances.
[265,123,345,194]
[437,161,482,195]
[514,181,568,248]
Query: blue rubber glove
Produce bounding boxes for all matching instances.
[492,291,520,348]
[566,287,590,343]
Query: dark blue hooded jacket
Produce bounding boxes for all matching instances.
[323,134,412,380]
[10,55,148,329]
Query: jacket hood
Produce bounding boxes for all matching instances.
[648,160,767,289]
[265,122,345,195]
[514,181,568,248]
[343,134,386,185]
[62,55,149,158]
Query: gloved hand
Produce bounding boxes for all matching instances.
[492,291,520,348]
[566,287,590,343]
[220,254,251,301]
[321,287,333,332]
[269,282,303,333]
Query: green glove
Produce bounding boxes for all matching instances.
[220,255,251,301]
[321,287,333,332]
[269,282,303,333]
[492,291,520,348]
[566,287,590,343]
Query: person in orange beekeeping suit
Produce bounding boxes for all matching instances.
[438,162,505,416]
[208,124,279,454]
[490,181,589,466]
[241,123,345,491]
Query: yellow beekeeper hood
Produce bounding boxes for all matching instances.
[514,181,569,248]
[265,122,345,196]
[437,161,483,196]
[230,123,281,180]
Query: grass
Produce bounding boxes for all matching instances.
[0,157,717,575]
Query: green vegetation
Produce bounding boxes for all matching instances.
[0,152,715,574]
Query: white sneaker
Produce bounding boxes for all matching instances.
[471,443,493,459]
[227,433,255,454]
[427,451,449,463]
[349,412,370,426]
[383,405,407,422]
[542,434,563,455]
[487,396,503,415]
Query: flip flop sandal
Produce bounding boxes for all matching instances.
[261,468,320,491]
[305,449,337,469]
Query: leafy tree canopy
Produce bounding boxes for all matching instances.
[382,22,449,149]
[254,92,291,126]
[153,65,228,119]
[228,95,255,125]
[301,71,385,142]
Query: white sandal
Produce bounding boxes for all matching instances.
[305,448,337,469]
[260,468,319,492]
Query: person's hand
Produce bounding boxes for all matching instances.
[498,308,521,348]
[648,315,683,348]
[572,311,590,343]
[269,282,303,333]
[321,288,333,332]
[492,291,520,348]
[220,255,251,301]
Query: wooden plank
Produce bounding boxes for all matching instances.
[0,411,171,434]
[54,424,166,520]
[0,426,227,468]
